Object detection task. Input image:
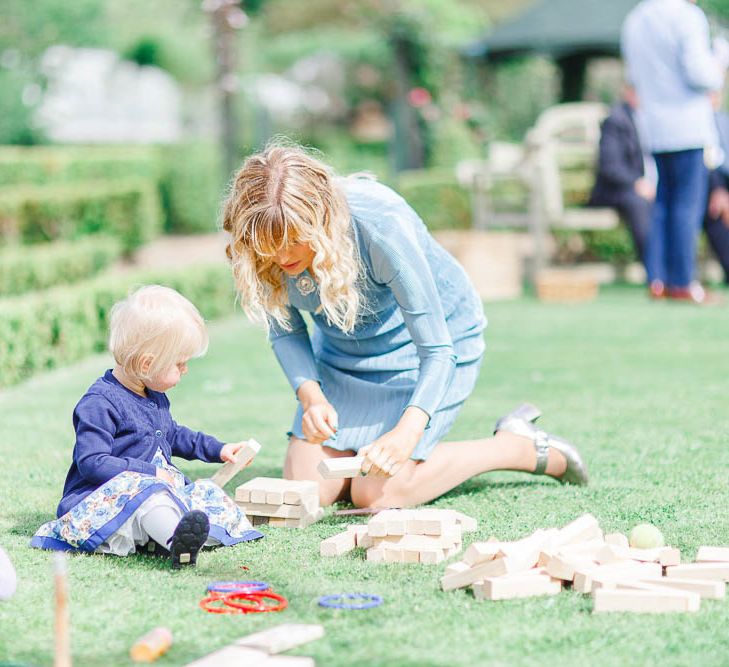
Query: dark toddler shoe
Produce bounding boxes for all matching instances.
[168,510,209,569]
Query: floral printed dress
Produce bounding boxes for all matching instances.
[31,449,262,555]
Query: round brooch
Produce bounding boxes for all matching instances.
[295,275,316,296]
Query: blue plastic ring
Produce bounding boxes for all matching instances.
[317,593,383,610]
[207,580,269,594]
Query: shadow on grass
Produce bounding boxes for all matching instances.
[9,511,54,537]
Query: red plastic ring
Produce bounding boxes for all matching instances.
[223,591,288,613]
[199,595,247,614]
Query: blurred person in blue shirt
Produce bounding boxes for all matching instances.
[622,0,728,303]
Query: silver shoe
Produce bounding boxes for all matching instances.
[493,404,589,486]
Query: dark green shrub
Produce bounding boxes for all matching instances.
[0,263,236,387]
[157,143,224,234]
[0,236,122,296]
[0,146,159,187]
[0,180,162,251]
[395,169,472,231]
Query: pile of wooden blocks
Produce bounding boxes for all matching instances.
[185,623,323,666]
[235,477,323,528]
[441,513,729,613]
[320,509,477,564]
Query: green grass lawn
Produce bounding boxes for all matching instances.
[2,287,729,667]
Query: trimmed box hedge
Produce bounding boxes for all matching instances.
[0,263,237,388]
[0,236,122,296]
[0,179,162,252]
[0,146,159,187]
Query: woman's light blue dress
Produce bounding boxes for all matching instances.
[270,178,487,460]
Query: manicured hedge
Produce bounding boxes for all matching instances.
[395,169,472,231]
[0,180,162,252]
[0,263,236,387]
[0,236,122,296]
[0,146,159,187]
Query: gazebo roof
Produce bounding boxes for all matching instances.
[465,0,641,60]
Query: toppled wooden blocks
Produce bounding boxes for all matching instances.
[210,439,262,488]
[440,513,729,612]
[317,456,365,479]
[320,508,476,564]
[235,478,323,528]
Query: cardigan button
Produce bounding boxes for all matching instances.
[155,430,163,438]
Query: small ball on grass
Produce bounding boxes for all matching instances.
[629,523,665,549]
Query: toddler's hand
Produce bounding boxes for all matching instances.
[302,401,339,445]
[156,468,176,485]
[220,441,247,464]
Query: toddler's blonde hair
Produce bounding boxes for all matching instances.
[221,142,362,333]
[109,285,208,381]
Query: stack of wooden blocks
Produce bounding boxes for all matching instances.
[441,513,729,613]
[320,509,477,564]
[235,477,323,528]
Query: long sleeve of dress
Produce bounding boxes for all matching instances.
[268,306,322,393]
[169,419,224,463]
[73,397,157,485]
[366,225,457,419]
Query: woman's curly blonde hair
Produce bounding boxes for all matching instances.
[222,143,363,333]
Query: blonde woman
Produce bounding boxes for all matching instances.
[223,144,588,508]
[32,285,262,567]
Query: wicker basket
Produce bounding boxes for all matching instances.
[535,269,598,303]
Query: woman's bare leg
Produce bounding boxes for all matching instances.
[283,437,354,506]
[350,431,568,509]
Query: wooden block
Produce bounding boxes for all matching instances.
[451,510,478,532]
[463,542,502,567]
[317,456,364,479]
[402,549,421,564]
[419,548,446,564]
[236,623,325,654]
[444,560,470,577]
[386,510,409,536]
[367,510,395,537]
[265,657,316,667]
[445,543,462,558]
[347,524,371,548]
[210,440,262,489]
[657,547,681,567]
[593,587,700,613]
[696,546,729,563]
[268,517,286,527]
[282,480,319,505]
[556,513,603,546]
[235,477,281,503]
[605,533,629,548]
[665,563,729,581]
[473,574,561,601]
[546,555,595,582]
[184,646,271,666]
[320,531,356,557]
[581,562,665,593]
[366,547,384,563]
[440,554,535,592]
[383,546,405,563]
[595,543,630,565]
[237,497,318,519]
[558,538,607,560]
[635,577,725,600]
[405,511,426,535]
[284,507,325,528]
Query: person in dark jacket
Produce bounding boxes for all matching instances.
[704,101,729,284]
[589,86,654,269]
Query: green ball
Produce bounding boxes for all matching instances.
[629,523,665,549]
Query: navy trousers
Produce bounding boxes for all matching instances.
[648,149,708,288]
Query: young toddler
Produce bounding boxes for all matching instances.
[31,285,262,568]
